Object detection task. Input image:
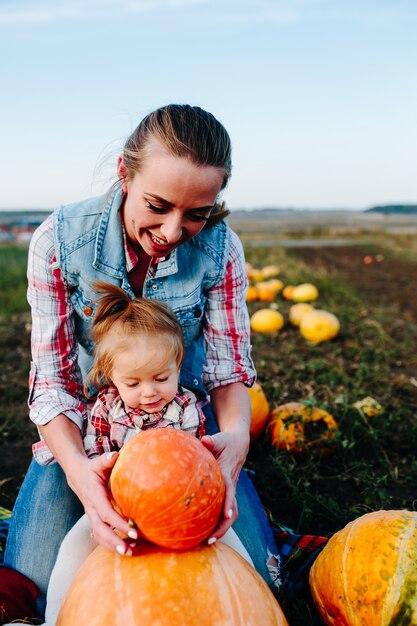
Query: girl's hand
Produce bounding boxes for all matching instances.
[68,451,138,556]
[200,430,249,540]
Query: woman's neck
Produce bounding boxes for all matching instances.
[128,245,152,297]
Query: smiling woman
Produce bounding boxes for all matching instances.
[3,104,280,621]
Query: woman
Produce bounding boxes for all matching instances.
[4,104,279,615]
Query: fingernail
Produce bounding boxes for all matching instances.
[207,537,217,545]
[116,544,125,555]
[227,509,233,519]
[128,529,138,539]
[107,452,117,461]
[125,548,133,557]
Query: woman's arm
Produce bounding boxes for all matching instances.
[201,231,255,538]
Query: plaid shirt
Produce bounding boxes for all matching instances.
[28,214,255,464]
[83,386,205,458]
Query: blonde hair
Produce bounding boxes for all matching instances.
[121,104,231,225]
[86,281,185,394]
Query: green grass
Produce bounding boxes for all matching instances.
[0,245,29,316]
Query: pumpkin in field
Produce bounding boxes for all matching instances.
[288,302,314,327]
[281,284,296,300]
[250,268,264,283]
[57,541,289,626]
[291,283,319,302]
[250,308,284,333]
[269,402,338,455]
[300,309,340,344]
[247,382,270,439]
[309,509,417,626]
[261,264,281,279]
[110,429,225,550]
[256,281,279,302]
[266,278,284,293]
[246,284,258,302]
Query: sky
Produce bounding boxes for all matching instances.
[1,0,416,211]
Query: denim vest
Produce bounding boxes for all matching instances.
[53,188,230,399]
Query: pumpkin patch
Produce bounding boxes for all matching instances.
[110,429,225,550]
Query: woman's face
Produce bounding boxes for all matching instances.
[118,144,225,257]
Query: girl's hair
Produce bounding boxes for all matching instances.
[121,104,231,224]
[86,281,185,394]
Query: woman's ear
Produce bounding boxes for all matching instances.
[117,156,128,193]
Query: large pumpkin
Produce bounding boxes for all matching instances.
[110,429,225,550]
[269,402,338,455]
[309,509,417,625]
[57,542,289,626]
[248,382,270,439]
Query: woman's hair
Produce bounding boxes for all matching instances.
[121,104,232,224]
[86,281,185,394]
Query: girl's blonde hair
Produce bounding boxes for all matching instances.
[121,104,231,225]
[86,281,185,394]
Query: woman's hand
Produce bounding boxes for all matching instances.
[67,451,138,556]
[40,415,138,555]
[201,428,250,540]
[200,382,252,541]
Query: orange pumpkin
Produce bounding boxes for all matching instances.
[309,510,417,625]
[269,402,338,455]
[110,429,225,550]
[57,541,289,626]
[247,382,270,439]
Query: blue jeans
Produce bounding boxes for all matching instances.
[4,407,279,616]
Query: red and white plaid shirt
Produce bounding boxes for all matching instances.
[82,386,205,459]
[27,214,255,465]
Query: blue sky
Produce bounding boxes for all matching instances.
[1,0,416,210]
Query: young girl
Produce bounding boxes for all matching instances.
[20,282,252,626]
[83,280,206,458]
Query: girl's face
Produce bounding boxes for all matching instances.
[118,143,224,257]
[110,335,180,413]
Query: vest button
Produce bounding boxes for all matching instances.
[193,378,199,386]
[84,306,93,316]
[152,284,158,290]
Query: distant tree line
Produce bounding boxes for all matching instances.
[366,205,417,214]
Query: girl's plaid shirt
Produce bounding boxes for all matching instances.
[82,386,206,459]
[28,215,255,464]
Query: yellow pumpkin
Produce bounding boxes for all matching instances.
[57,542,289,626]
[309,510,417,626]
[288,302,314,327]
[250,268,264,283]
[269,402,338,454]
[300,309,340,344]
[261,264,281,279]
[281,285,296,300]
[256,282,278,302]
[245,285,258,302]
[247,382,270,439]
[250,309,284,333]
[266,278,284,293]
[291,283,319,302]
